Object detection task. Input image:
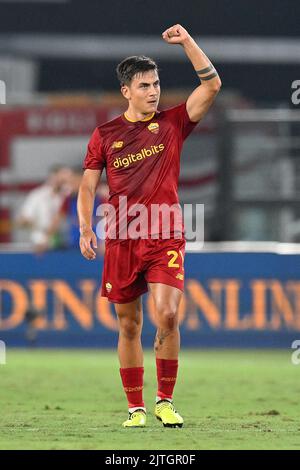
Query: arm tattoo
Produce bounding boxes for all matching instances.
[200,71,218,81]
[195,64,214,76]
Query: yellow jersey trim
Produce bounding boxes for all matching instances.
[124,112,155,123]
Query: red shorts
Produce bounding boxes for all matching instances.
[101,238,185,304]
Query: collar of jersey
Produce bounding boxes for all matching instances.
[123,112,155,123]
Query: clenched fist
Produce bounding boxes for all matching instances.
[162,24,191,45]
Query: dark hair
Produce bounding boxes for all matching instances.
[116,55,158,86]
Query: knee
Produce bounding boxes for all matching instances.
[119,317,142,340]
[156,306,179,331]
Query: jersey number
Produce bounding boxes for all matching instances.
[167,250,183,268]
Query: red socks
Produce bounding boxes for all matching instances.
[120,367,145,409]
[120,360,179,409]
[156,358,178,401]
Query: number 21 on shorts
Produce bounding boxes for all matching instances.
[167,250,184,270]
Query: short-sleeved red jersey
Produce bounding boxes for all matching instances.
[83,103,197,243]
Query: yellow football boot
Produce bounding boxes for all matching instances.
[122,409,147,428]
[155,400,184,428]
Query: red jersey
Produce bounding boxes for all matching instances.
[83,102,197,243]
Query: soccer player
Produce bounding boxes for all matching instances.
[78,24,221,428]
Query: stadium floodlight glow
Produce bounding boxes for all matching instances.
[0,340,6,365]
[0,80,6,104]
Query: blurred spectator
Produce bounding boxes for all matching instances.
[15,165,72,344]
[16,165,72,252]
[59,166,108,254]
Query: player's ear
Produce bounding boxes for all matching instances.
[121,85,131,100]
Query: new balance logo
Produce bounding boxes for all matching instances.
[112,141,124,149]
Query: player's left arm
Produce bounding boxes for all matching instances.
[162,24,222,122]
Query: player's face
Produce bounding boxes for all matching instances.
[123,70,160,115]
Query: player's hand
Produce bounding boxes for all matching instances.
[162,24,191,45]
[79,227,97,260]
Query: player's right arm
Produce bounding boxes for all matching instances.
[162,24,221,123]
[77,169,101,260]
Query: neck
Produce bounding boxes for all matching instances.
[124,108,155,122]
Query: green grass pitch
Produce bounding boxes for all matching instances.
[0,349,299,450]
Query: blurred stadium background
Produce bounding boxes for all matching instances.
[0,0,300,450]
